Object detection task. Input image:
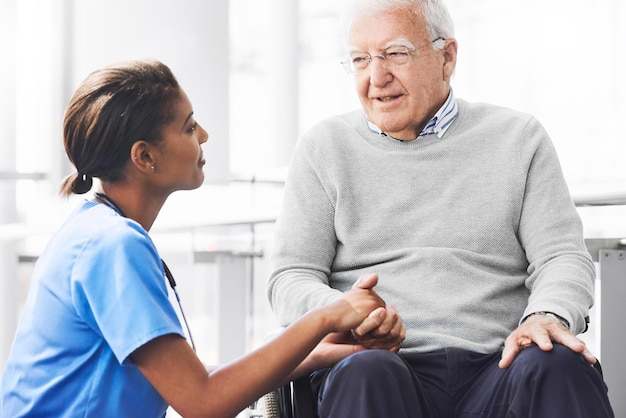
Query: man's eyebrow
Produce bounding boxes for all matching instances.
[382,39,416,50]
[347,38,416,54]
[347,45,364,54]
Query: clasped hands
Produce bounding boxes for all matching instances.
[342,273,406,352]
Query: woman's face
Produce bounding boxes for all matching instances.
[153,89,208,193]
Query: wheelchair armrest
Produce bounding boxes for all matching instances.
[291,375,316,418]
[256,375,316,418]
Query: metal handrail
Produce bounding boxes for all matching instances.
[571,182,626,207]
[0,171,47,181]
[570,185,626,261]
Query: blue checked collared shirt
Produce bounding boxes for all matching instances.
[367,89,458,140]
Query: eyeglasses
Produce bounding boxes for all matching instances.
[341,38,445,74]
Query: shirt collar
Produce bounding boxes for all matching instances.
[367,89,458,140]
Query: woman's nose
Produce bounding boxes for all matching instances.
[198,124,209,144]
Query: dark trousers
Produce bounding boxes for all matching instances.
[310,344,614,418]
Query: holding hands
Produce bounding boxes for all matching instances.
[324,273,387,333]
[297,273,405,376]
[293,273,388,375]
[348,273,406,352]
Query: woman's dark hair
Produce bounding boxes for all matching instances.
[59,59,180,196]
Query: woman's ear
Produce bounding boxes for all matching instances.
[130,141,156,174]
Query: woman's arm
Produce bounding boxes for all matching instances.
[131,275,384,418]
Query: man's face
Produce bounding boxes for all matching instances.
[348,7,457,140]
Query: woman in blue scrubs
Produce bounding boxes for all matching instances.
[0,59,386,418]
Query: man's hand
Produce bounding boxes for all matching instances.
[499,313,597,368]
[326,274,386,333]
[349,273,406,351]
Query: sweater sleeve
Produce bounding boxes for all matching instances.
[267,132,344,325]
[517,116,595,334]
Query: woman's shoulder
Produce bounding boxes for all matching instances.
[53,201,155,258]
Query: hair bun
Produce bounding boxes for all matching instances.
[72,172,94,194]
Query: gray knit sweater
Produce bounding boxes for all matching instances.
[267,99,595,354]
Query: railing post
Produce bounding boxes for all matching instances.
[194,249,264,364]
[599,249,626,416]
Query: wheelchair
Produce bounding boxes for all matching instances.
[248,375,315,418]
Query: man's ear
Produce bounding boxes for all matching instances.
[442,38,458,81]
[130,141,156,174]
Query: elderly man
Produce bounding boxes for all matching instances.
[267,0,614,416]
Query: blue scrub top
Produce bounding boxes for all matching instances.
[1,201,185,417]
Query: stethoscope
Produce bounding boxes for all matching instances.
[94,192,196,352]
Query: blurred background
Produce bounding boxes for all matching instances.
[1,0,625,415]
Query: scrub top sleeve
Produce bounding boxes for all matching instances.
[71,221,185,365]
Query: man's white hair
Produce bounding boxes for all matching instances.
[347,0,455,48]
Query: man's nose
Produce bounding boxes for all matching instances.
[368,57,393,86]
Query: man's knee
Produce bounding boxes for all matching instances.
[331,349,408,379]
[319,349,414,396]
[318,350,427,418]
[504,344,613,417]
[511,343,597,381]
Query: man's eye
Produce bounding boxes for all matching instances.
[351,56,368,64]
[189,121,197,132]
[386,50,408,57]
